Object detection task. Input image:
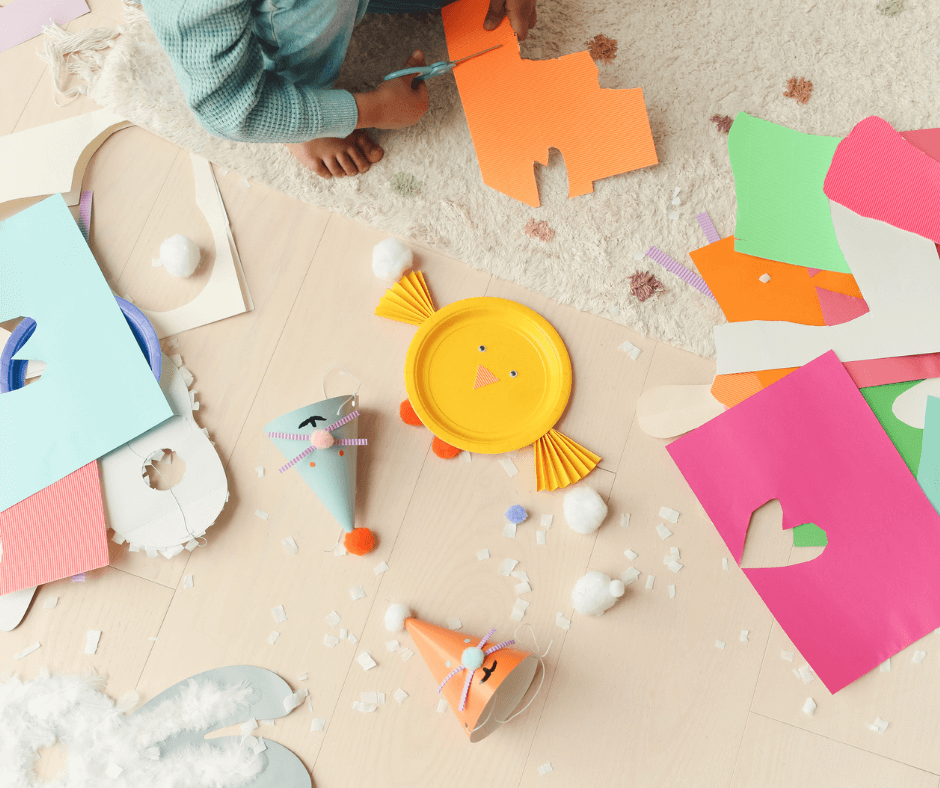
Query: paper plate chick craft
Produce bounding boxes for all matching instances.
[376,272,600,490]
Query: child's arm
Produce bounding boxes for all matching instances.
[144,0,422,143]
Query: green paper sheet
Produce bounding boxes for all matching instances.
[793,523,828,547]
[0,195,171,510]
[729,113,850,274]
[917,396,940,515]
[860,380,924,475]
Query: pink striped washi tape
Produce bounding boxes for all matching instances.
[646,246,716,301]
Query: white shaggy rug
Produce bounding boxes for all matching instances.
[46,0,940,358]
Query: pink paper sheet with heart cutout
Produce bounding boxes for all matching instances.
[0,461,108,595]
[825,117,940,244]
[668,351,940,693]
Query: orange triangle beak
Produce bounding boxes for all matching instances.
[474,365,499,390]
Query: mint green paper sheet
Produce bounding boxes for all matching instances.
[860,380,924,475]
[917,396,940,515]
[729,113,850,274]
[0,195,171,509]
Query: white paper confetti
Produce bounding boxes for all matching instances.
[759,273,772,283]
[394,688,409,705]
[356,651,377,671]
[622,567,641,586]
[659,507,680,523]
[722,557,729,571]
[515,582,532,595]
[781,650,795,662]
[655,523,672,540]
[13,642,40,660]
[283,689,308,713]
[327,611,341,628]
[260,719,274,727]
[459,451,472,463]
[555,613,571,631]
[349,585,366,601]
[272,605,287,623]
[297,673,308,681]
[323,635,339,648]
[740,630,749,643]
[621,513,630,528]
[477,548,490,561]
[504,521,517,539]
[85,630,101,655]
[500,457,519,477]
[625,549,638,560]
[499,558,519,576]
[170,354,183,367]
[913,650,927,664]
[514,599,530,612]
[866,717,889,733]
[536,530,547,545]
[668,584,676,599]
[511,570,530,582]
[386,640,401,652]
[619,339,642,359]
[510,608,525,622]
[400,648,414,662]
[803,698,817,716]
[333,543,347,556]
[340,630,347,640]
[310,718,326,732]
[645,575,655,590]
[43,597,58,610]
[374,561,389,575]
[282,536,299,554]
[106,762,124,779]
[797,665,816,683]
[268,631,280,645]
[353,701,377,713]
[447,618,462,631]
[348,633,358,644]
[880,659,891,673]
[538,763,553,776]
[182,575,193,589]
[255,466,264,478]
[715,640,725,650]
[437,698,449,713]
[361,691,379,705]
[667,561,683,573]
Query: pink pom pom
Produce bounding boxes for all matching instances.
[311,430,335,450]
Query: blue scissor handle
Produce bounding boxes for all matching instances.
[383,60,454,84]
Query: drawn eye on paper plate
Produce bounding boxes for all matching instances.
[377,272,600,491]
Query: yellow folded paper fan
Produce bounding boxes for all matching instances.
[377,272,600,491]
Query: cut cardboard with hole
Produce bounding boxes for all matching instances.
[668,351,940,693]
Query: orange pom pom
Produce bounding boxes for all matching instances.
[344,527,377,556]
[400,398,423,427]
[432,436,460,459]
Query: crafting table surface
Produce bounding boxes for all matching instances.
[3,2,940,785]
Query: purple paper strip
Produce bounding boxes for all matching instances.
[72,573,85,582]
[266,431,308,441]
[646,246,716,301]
[696,212,720,245]
[279,446,315,473]
[338,438,368,446]
[0,0,90,53]
[78,190,93,243]
[327,409,359,432]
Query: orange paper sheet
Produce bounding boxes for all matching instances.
[441,0,658,207]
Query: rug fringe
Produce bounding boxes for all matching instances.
[39,18,125,105]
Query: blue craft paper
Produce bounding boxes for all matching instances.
[0,195,171,510]
[917,396,940,515]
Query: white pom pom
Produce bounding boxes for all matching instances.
[372,238,413,282]
[153,234,200,278]
[563,486,608,535]
[571,571,622,616]
[385,603,412,633]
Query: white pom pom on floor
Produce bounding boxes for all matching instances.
[563,486,608,535]
[572,571,625,616]
[372,238,413,282]
[152,234,201,278]
[385,603,412,633]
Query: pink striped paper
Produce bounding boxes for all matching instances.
[696,212,720,244]
[0,461,108,595]
[646,246,716,300]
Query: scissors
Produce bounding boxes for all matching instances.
[383,45,503,89]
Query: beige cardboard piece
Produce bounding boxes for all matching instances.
[636,384,726,439]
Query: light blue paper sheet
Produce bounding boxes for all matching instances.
[0,195,171,509]
[918,396,940,515]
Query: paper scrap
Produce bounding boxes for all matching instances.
[268,631,280,645]
[241,718,259,734]
[334,543,347,556]
[797,665,816,684]
[625,549,638,561]
[514,599,530,612]
[255,510,269,521]
[722,558,729,571]
[437,698,449,713]
[913,650,927,664]
[282,536,299,554]
[556,613,571,630]
[621,513,630,528]
[327,611,341,628]
[85,630,101,655]
[667,561,683,574]
[619,339,642,360]
[655,523,672,540]
[645,575,655,590]
[510,608,525,622]
[536,530,547,545]
[72,574,85,582]
[515,582,532,595]
[715,640,725,650]
[356,652,376,671]
[646,246,715,300]
[781,651,795,662]
[659,507,680,523]
[350,586,366,601]
[668,584,676,599]
[394,688,409,705]
[13,642,40,660]
[323,635,339,648]
[374,561,389,575]
[622,567,641,586]
[353,701,377,713]
[759,274,771,284]
[499,558,519,576]
[182,575,193,589]
[297,673,308,681]
[255,466,264,478]
[441,0,657,207]
[386,640,400,652]
[310,718,326,732]
[361,691,379,705]
[400,648,414,662]
[477,548,490,560]
[541,514,553,529]
[105,762,123,780]
[0,0,90,55]
[504,521,517,539]
[866,717,889,734]
[637,383,726,440]
[880,659,891,673]
[500,457,519,477]
[919,396,940,515]
[538,763,554,776]
[348,633,358,644]
[696,212,721,244]
[803,698,817,716]
[459,451,472,463]
[447,618,462,631]
[740,630,749,643]
[272,605,287,623]
[43,597,58,610]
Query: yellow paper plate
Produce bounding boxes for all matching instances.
[405,298,572,454]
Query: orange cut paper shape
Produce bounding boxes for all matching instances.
[441,0,658,207]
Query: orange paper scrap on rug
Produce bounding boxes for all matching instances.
[441,0,658,207]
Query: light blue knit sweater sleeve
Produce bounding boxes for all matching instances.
[143,0,359,142]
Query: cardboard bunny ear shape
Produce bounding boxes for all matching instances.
[265,395,375,555]
[404,614,538,742]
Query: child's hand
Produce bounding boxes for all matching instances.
[355,51,430,130]
[483,0,537,40]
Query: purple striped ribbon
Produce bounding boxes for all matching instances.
[646,246,716,301]
[338,438,368,446]
[696,212,720,244]
[278,446,315,473]
[78,191,93,242]
[327,410,359,432]
[266,431,308,441]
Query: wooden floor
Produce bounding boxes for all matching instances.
[3,3,940,785]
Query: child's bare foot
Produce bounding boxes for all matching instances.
[286,130,384,179]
